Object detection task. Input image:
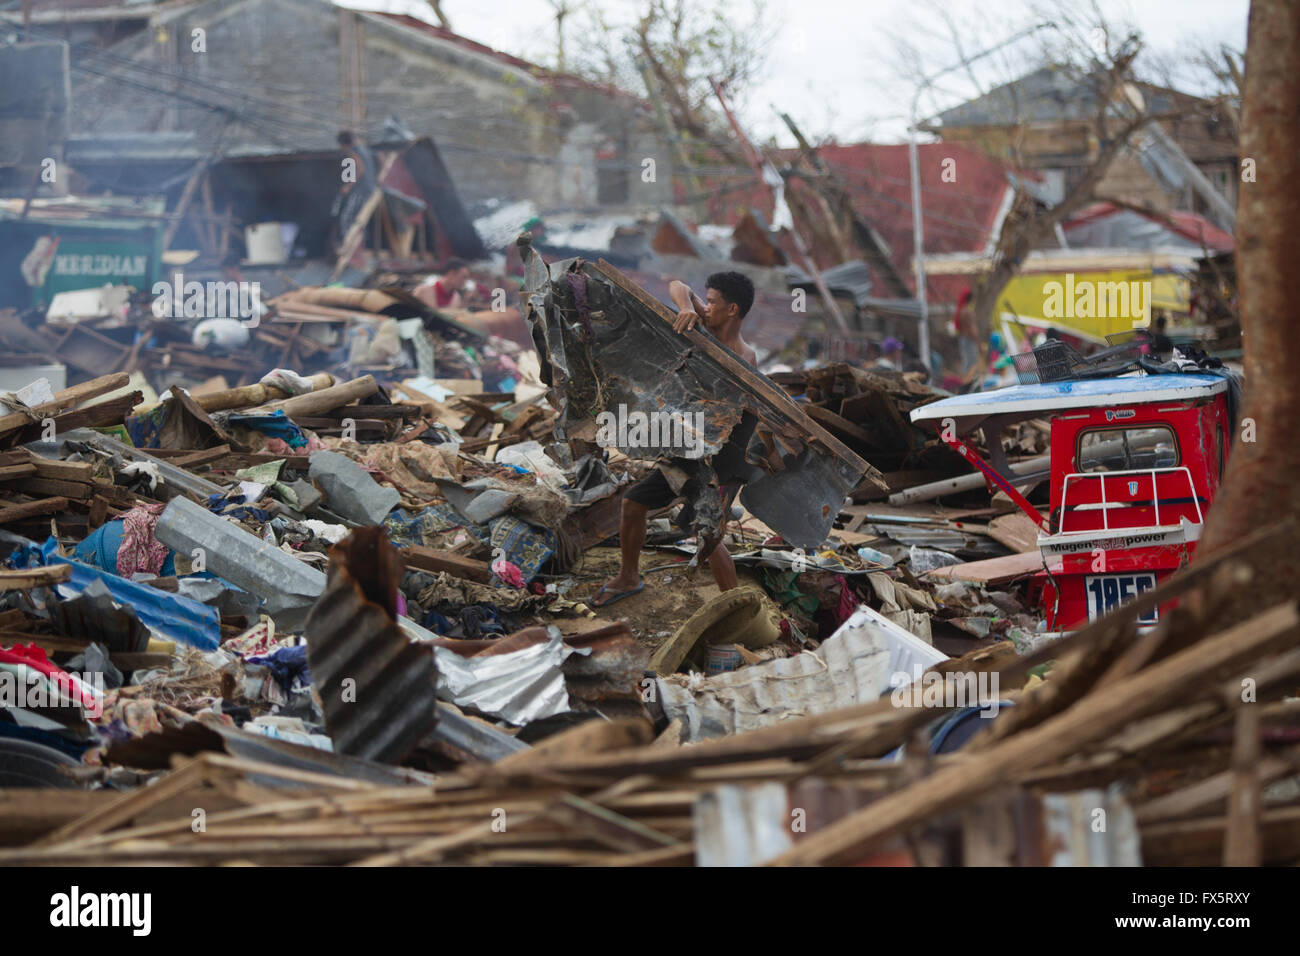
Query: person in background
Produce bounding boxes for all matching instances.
[333,130,377,250]
[983,331,1018,389]
[416,258,472,310]
[876,337,904,370]
[1149,312,1174,359]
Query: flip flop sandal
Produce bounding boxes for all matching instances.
[590,581,645,608]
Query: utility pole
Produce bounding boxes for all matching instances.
[908,23,1054,372]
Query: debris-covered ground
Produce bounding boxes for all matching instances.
[1,246,1289,870]
[1,1,1294,882]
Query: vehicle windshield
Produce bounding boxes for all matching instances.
[1077,425,1179,472]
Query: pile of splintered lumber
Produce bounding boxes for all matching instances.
[0,374,145,532]
[4,521,1297,867]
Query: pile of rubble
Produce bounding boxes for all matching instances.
[0,257,1293,868]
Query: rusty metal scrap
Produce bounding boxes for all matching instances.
[303,528,439,763]
[520,240,885,548]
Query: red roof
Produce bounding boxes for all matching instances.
[1065,202,1235,252]
[703,141,1015,304]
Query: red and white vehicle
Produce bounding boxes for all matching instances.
[910,372,1233,630]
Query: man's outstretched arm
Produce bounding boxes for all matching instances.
[668,279,707,333]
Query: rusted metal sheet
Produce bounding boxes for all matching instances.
[520,240,885,548]
[303,529,439,763]
[561,622,650,714]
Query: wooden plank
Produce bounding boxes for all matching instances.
[0,565,72,590]
[0,790,119,847]
[985,512,1043,553]
[0,609,29,628]
[0,632,87,652]
[25,457,93,482]
[767,602,1300,865]
[311,404,422,420]
[539,794,680,853]
[923,550,1044,584]
[1136,751,1297,823]
[1223,704,1261,866]
[203,453,311,471]
[171,444,232,468]
[10,476,91,500]
[484,421,505,461]
[495,720,653,772]
[161,161,207,251]
[0,464,36,480]
[296,417,386,436]
[331,188,385,281]
[12,391,141,443]
[135,373,335,416]
[1141,806,1300,867]
[0,372,130,436]
[805,403,874,444]
[401,545,493,584]
[34,758,206,847]
[0,496,69,524]
[253,375,378,417]
[829,528,885,547]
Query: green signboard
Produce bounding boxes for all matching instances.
[43,238,153,298]
[0,206,164,310]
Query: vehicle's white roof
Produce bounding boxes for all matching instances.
[911,373,1228,423]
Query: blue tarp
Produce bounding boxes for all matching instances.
[10,537,220,650]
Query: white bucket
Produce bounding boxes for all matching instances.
[244,221,287,265]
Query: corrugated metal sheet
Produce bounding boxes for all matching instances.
[434,631,574,725]
[787,260,875,307]
[693,778,885,866]
[659,605,947,742]
[303,532,439,764]
[693,783,792,867]
[1040,786,1143,866]
[47,587,150,654]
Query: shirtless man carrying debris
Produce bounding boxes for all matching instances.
[591,271,759,608]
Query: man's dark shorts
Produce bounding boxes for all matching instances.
[624,467,739,531]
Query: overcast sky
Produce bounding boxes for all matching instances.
[341,0,1249,144]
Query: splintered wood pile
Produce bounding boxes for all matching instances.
[4,524,1297,867]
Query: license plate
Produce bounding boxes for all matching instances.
[1085,573,1159,623]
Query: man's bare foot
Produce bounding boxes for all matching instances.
[591,575,644,608]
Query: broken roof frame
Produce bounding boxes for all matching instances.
[521,240,885,548]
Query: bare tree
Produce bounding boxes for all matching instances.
[1184,41,1245,140]
[563,0,776,168]
[966,35,1159,345]
[548,0,573,72]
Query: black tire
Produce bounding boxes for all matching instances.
[0,737,83,789]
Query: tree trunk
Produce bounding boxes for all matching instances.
[1196,1,1300,608]
[968,188,1041,343]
